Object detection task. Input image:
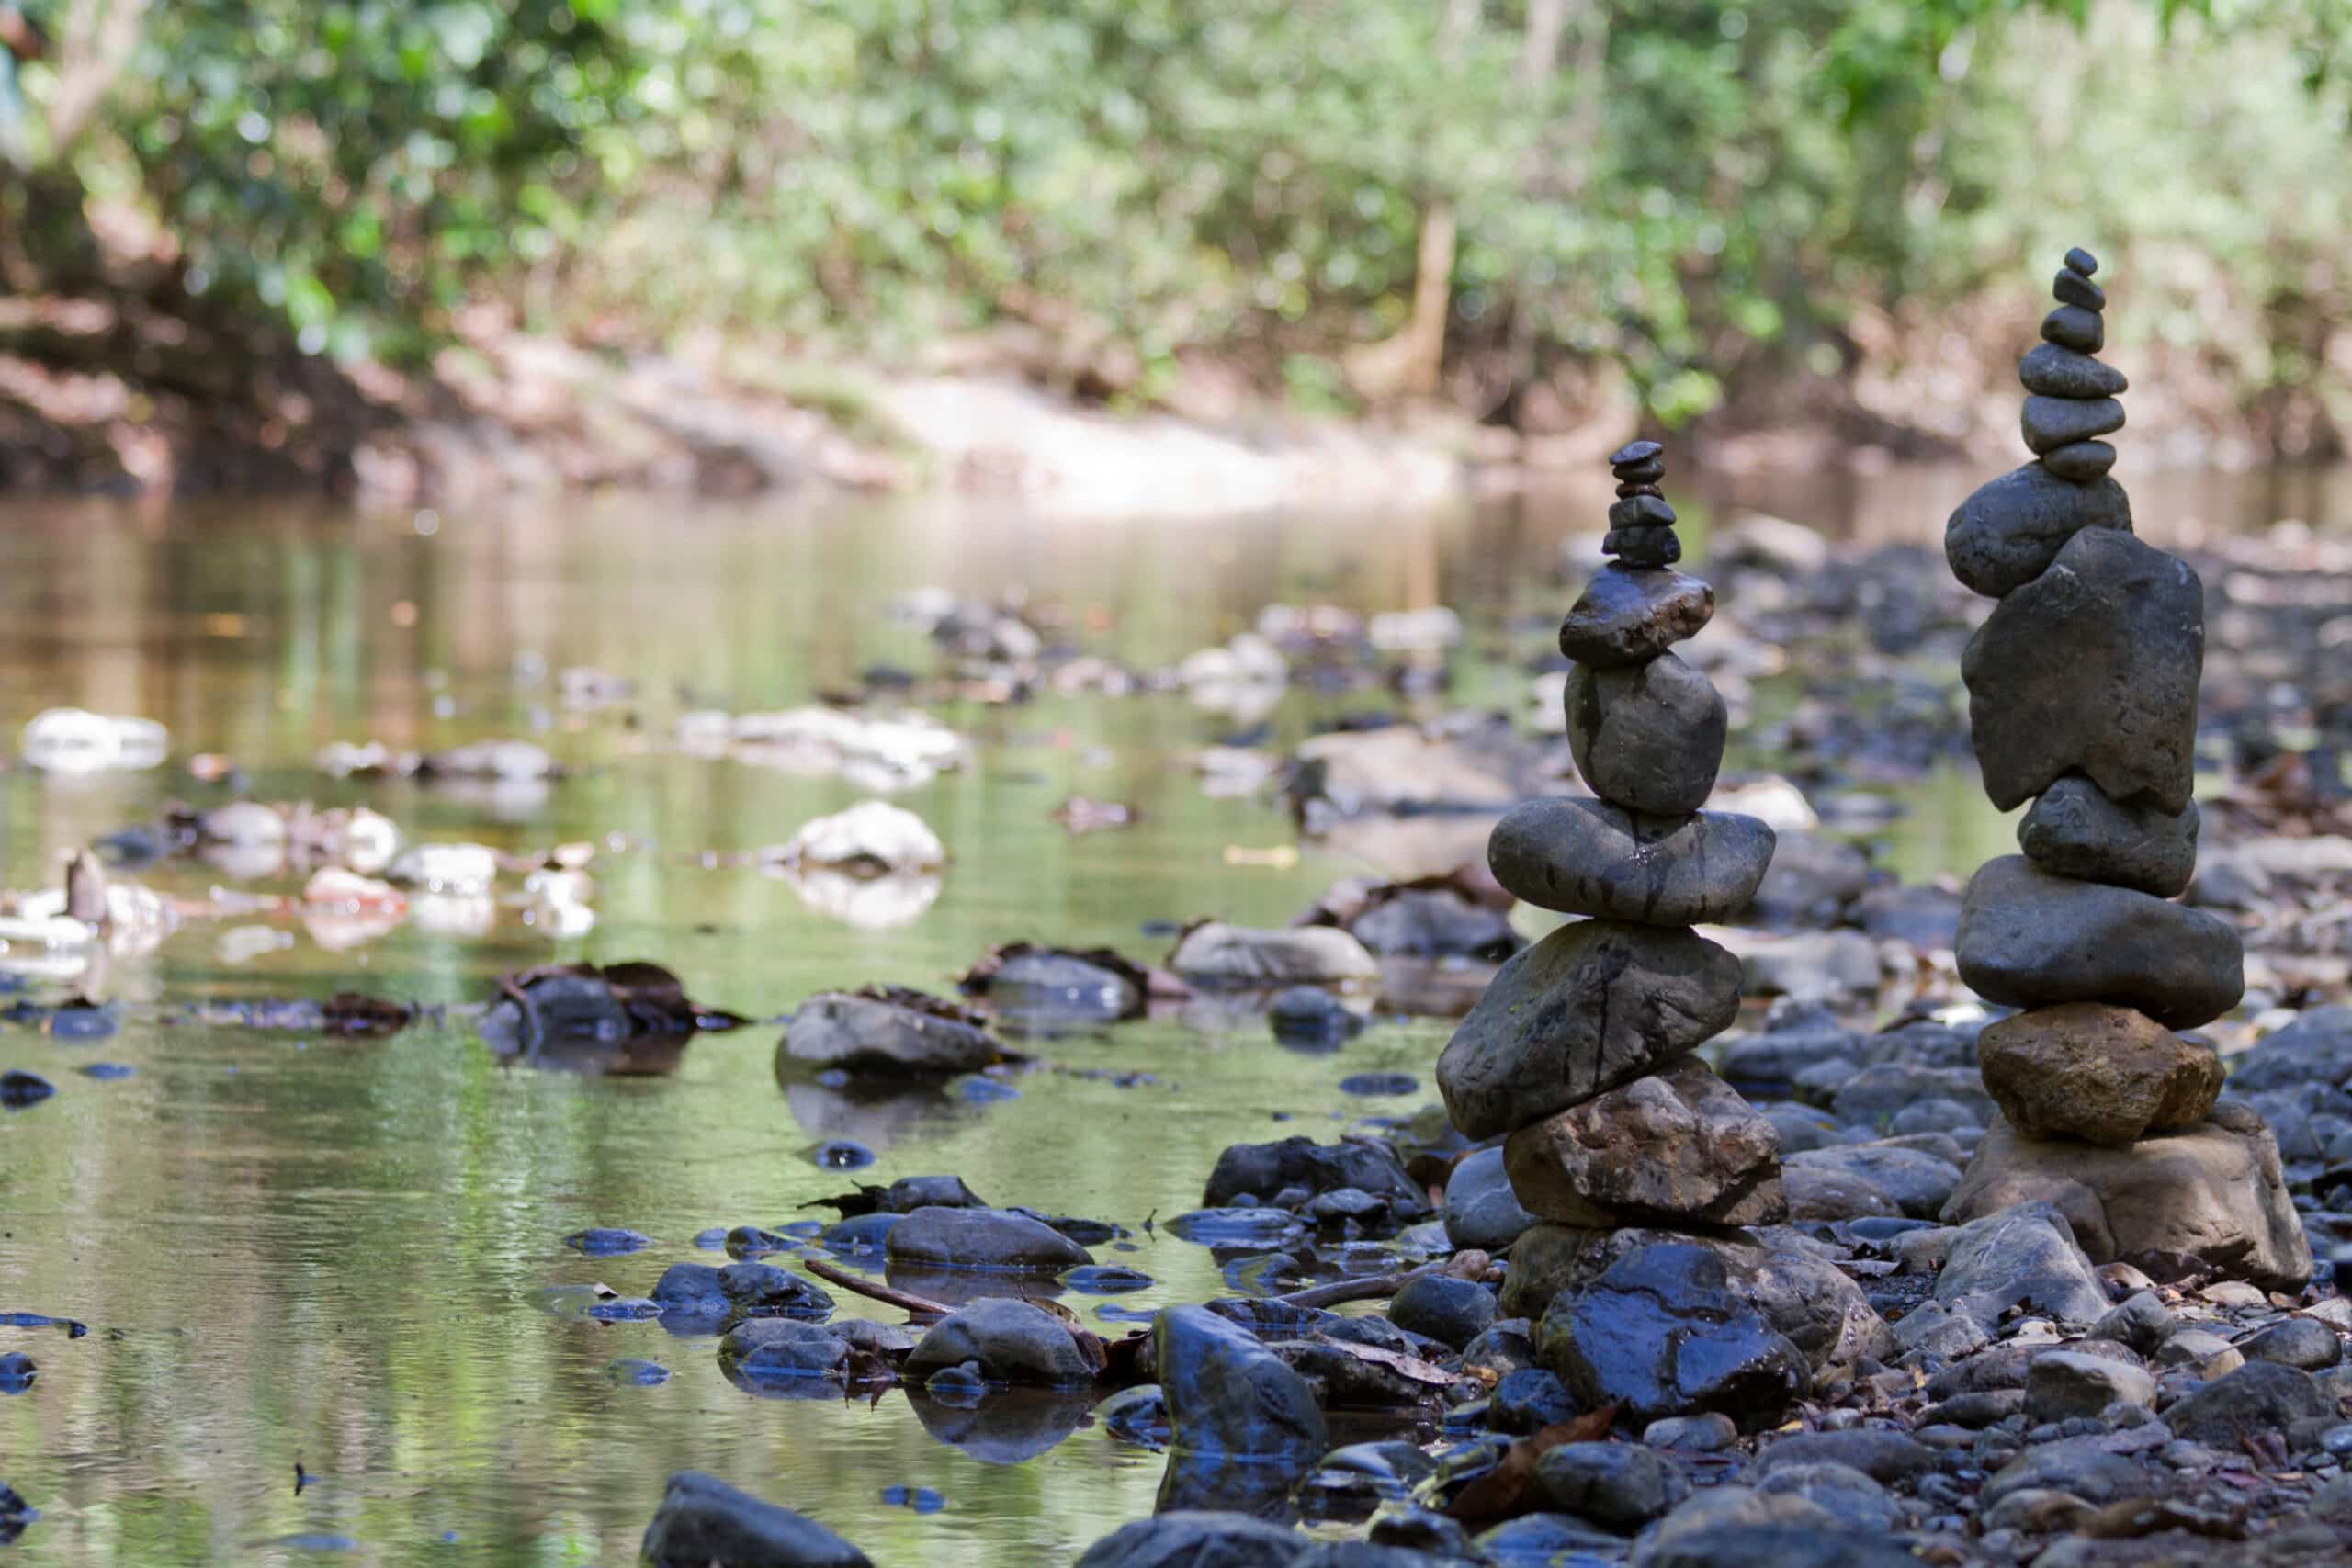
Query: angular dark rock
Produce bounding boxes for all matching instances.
[1557,566,1715,669]
[1565,653,1726,817]
[1603,526,1681,568]
[1955,856,2243,1029]
[1502,1059,1786,1227]
[1538,1243,1806,1428]
[1073,1512,1302,1568]
[1203,1136,1428,1215]
[2018,773,2199,897]
[1942,462,2132,599]
[2021,394,2124,455]
[1487,797,1774,926]
[1962,514,2204,813]
[2019,343,2128,399]
[1436,919,1743,1140]
[1153,1304,1329,1462]
[640,1472,872,1568]
[781,989,999,1077]
[1608,494,1677,529]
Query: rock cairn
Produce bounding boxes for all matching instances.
[1437,441,1784,1235]
[1940,250,2312,1288]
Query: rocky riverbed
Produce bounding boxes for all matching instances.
[0,490,2347,1565]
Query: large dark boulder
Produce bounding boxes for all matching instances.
[639,1472,870,1567]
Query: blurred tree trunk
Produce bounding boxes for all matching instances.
[1348,0,1478,401]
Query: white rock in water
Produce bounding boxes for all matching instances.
[390,842,503,894]
[201,801,288,846]
[778,801,944,874]
[1713,774,1820,832]
[18,708,169,773]
[714,707,969,790]
[316,740,406,777]
[431,739,554,780]
[329,807,402,874]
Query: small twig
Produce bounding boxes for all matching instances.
[801,1257,950,1319]
[1274,1263,1438,1311]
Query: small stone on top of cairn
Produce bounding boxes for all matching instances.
[1602,439,1680,566]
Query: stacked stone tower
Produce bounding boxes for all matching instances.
[1939,250,2312,1287]
[1436,442,1784,1233]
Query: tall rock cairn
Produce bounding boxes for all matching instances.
[1942,253,2307,1284]
[1436,442,1784,1233]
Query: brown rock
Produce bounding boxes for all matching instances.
[1978,1003,2224,1145]
[1942,1111,2314,1291]
[1502,1060,1786,1228]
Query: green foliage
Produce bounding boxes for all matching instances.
[5,0,2351,422]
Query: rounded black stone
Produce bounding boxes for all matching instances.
[2042,441,2117,482]
[2053,271,2106,312]
[2022,395,2124,456]
[2064,246,2098,277]
[1609,439,1663,467]
[2042,306,2104,355]
[1603,527,1681,568]
[2018,343,2127,400]
[1612,456,1666,484]
[1608,494,1677,530]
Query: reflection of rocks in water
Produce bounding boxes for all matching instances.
[774,865,942,930]
[783,1079,977,1153]
[906,1387,1093,1465]
[411,892,498,940]
[882,1263,1067,1310]
[425,773,556,821]
[1154,1451,1305,1517]
[1377,957,1500,1020]
[481,962,748,1076]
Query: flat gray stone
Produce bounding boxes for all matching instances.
[2019,344,2127,399]
[1956,855,2243,1029]
[1558,565,1714,668]
[1487,797,1774,925]
[2022,395,2124,455]
[1437,919,1743,1141]
[1565,653,1726,817]
[1943,462,2132,599]
[2018,773,2199,897]
[1502,1059,1786,1228]
[1962,527,2206,814]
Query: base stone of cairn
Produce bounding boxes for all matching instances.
[1439,441,1798,1422]
[1937,248,2310,1288]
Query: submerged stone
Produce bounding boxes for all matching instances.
[1955,856,2243,1030]
[1942,462,2132,599]
[1436,919,1744,1141]
[1565,654,1726,818]
[1487,798,1775,926]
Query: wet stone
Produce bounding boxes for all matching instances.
[904,1297,1096,1387]
[1073,1513,1303,1568]
[1557,565,1715,669]
[1502,1059,1786,1228]
[1956,857,2243,1030]
[565,1227,652,1256]
[0,1071,55,1110]
[2019,342,2128,400]
[1153,1303,1328,1463]
[2021,395,2124,456]
[1488,797,1772,926]
[1267,986,1365,1047]
[1603,526,1681,568]
[1979,1004,2222,1145]
[2042,440,2117,481]
[1942,462,2132,600]
[1490,1367,1577,1434]
[1443,1146,1541,1253]
[1203,1134,1426,1214]
[781,990,998,1077]
[1436,919,1743,1140]
[1565,653,1726,817]
[2018,774,2199,897]
[1538,1242,1807,1428]
[0,1353,34,1394]
[1532,1440,1690,1530]
[882,1207,1094,1271]
[1387,1273,1498,1350]
[2042,304,2105,354]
